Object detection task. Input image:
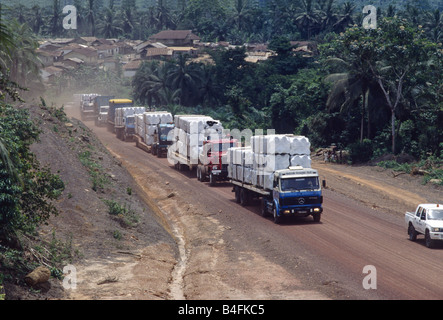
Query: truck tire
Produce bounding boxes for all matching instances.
[197,166,201,181]
[313,212,321,223]
[209,173,216,186]
[200,167,207,182]
[240,188,249,206]
[408,224,417,241]
[260,199,269,217]
[425,230,435,248]
[235,187,241,204]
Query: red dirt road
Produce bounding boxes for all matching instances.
[82,115,443,300]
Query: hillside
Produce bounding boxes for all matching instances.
[3,102,177,299]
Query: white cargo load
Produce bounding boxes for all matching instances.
[172,114,224,162]
[144,111,173,125]
[229,134,312,191]
[252,134,310,155]
[141,111,173,146]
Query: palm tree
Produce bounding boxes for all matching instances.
[31,5,44,35]
[154,0,174,30]
[325,57,376,142]
[318,0,338,33]
[120,6,136,37]
[9,21,42,88]
[0,4,12,55]
[85,0,96,36]
[133,61,172,107]
[198,64,220,106]
[167,55,204,107]
[333,1,355,33]
[98,6,123,38]
[49,0,62,37]
[295,0,322,39]
[229,0,253,32]
[424,9,442,42]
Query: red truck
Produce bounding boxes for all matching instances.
[197,138,238,186]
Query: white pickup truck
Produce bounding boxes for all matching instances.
[405,204,443,248]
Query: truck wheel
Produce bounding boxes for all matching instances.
[235,187,241,204]
[200,167,207,182]
[313,213,321,223]
[209,173,216,186]
[273,207,281,224]
[197,166,201,181]
[408,224,417,241]
[240,189,250,206]
[425,230,435,248]
[157,149,162,158]
[260,199,268,217]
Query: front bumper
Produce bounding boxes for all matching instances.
[429,231,443,240]
[280,206,323,217]
[210,169,229,179]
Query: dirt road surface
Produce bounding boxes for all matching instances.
[65,104,442,300]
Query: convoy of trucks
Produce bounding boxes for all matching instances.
[78,94,442,237]
[76,93,325,224]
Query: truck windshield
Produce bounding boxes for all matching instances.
[159,127,174,141]
[281,177,319,191]
[428,209,443,220]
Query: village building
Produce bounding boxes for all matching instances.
[40,65,64,83]
[149,30,200,47]
[122,59,143,78]
[62,47,98,65]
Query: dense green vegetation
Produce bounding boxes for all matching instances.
[0,6,66,294]
[2,0,441,160]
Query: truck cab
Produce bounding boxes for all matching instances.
[197,139,238,186]
[266,166,323,223]
[152,123,175,157]
[122,115,136,141]
[95,106,109,127]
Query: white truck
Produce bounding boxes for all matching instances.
[405,204,443,248]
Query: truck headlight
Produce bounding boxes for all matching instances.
[431,227,443,232]
[313,208,321,212]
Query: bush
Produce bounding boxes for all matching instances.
[348,139,374,163]
[0,104,64,238]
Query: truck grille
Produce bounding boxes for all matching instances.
[280,196,323,206]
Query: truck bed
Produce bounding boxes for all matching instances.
[231,180,270,196]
